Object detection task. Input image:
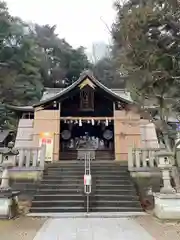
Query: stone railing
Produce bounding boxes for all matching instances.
[175,149,180,167]
[128,147,165,171]
[0,144,46,169]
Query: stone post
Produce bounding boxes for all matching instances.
[0,168,10,190]
[39,143,46,169]
[156,151,176,194]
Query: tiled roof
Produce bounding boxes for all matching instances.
[41,87,132,102]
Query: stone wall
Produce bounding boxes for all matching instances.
[33,108,61,161]
[114,108,142,161]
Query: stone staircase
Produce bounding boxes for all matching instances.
[29,161,143,214]
[89,162,142,212]
[30,162,85,213]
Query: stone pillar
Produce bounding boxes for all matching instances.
[39,143,46,169]
[0,168,10,190]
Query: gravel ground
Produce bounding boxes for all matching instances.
[0,217,46,240]
[136,215,180,240]
[1,215,180,240]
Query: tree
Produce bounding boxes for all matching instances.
[32,25,91,87]
[0,2,44,129]
[93,57,125,88]
[0,1,92,130]
[113,0,180,151]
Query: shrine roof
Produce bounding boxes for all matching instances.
[34,70,132,107]
[6,104,34,112]
[41,87,132,102]
[6,70,133,112]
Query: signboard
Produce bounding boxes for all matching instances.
[39,132,54,162]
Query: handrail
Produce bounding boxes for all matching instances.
[84,152,91,176]
[84,151,92,213]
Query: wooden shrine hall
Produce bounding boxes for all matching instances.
[7,70,148,162]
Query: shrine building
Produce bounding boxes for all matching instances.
[7,70,158,162]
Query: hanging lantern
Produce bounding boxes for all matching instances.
[79,118,82,127]
[69,120,73,130]
[91,119,94,126]
[87,120,90,124]
[101,122,106,131]
[105,118,109,126]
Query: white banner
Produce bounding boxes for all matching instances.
[39,132,54,162]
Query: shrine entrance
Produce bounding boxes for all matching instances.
[59,80,115,160]
[60,119,114,160]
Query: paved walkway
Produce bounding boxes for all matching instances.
[33,218,154,240]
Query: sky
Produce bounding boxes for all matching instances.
[5,0,116,50]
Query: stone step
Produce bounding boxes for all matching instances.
[94,189,137,195]
[34,194,83,201]
[30,206,143,213]
[92,176,130,179]
[90,206,143,212]
[30,206,85,213]
[91,194,138,201]
[37,189,84,194]
[41,178,84,181]
[39,184,84,189]
[42,175,130,180]
[39,180,132,186]
[32,199,140,208]
[32,200,85,207]
[37,189,137,195]
[34,194,138,201]
[45,170,84,174]
[91,200,141,208]
[38,183,134,190]
[93,179,133,184]
[47,165,127,169]
[46,170,128,174]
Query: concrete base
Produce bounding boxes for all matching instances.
[27,211,147,218]
[0,190,20,219]
[154,192,180,219]
[0,167,44,181]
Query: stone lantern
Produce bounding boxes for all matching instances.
[1,141,19,168]
[156,151,176,194]
[0,141,20,219]
[153,150,180,220]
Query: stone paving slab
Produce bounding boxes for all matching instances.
[33,218,155,240]
[0,217,46,240]
[136,215,180,240]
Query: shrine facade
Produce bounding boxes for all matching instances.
[7,70,143,162]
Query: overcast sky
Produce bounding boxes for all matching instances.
[5,0,116,50]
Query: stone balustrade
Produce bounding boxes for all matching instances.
[0,144,46,169]
[128,147,166,171]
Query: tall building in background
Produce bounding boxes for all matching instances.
[86,41,110,63]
